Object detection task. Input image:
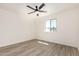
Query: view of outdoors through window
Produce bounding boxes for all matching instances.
[45,19,56,32]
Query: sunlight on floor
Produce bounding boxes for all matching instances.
[37,41,49,45]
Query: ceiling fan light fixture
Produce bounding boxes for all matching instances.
[27,3,47,16]
[37,13,39,16]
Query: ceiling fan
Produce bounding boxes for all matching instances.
[27,3,47,16]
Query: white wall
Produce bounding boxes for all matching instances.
[0,4,79,49]
[36,7,79,48]
[0,8,36,47]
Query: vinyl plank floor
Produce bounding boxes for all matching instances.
[0,39,78,56]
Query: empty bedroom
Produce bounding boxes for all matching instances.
[0,3,79,56]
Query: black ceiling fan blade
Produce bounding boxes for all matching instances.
[27,5,35,10]
[28,11,36,14]
[39,3,45,10]
[39,10,47,12]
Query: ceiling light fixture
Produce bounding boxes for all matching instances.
[27,3,47,16]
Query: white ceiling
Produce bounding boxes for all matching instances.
[0,3,79,17]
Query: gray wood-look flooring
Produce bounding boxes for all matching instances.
[0,39,79,56]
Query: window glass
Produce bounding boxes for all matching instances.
[45,19,56,32]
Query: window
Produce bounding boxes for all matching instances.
[45,19,56,32]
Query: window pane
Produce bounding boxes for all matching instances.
[51,20,56,28]
[51,20,56,32]
[45,20,50,32]
[46,27,50,32]
[45,19,56,32]
[46,20,50,28]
